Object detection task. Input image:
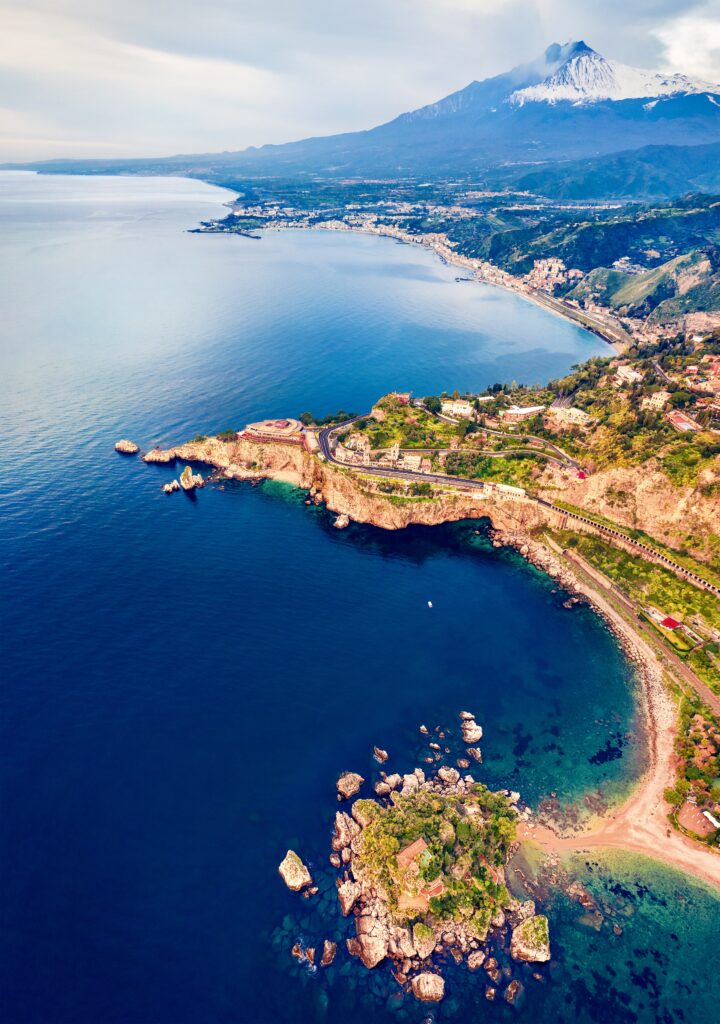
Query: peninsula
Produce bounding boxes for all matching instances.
[126,330,720,888]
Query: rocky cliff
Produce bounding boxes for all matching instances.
[540,459,720,562]
[143,434,551,535]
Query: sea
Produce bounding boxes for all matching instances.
[2,171,718,1024]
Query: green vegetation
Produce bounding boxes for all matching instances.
[364,395,456,449]
[668,696,720,847]
[557,531,720,633]
[445,450,542,489]
[216,429,237,442]
[356,786,516,931]
[299,409,358,427]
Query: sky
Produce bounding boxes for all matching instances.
[1,0,719,161]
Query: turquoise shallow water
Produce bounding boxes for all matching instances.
[1,171,717,1023]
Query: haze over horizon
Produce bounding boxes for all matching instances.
[2,0,720,163]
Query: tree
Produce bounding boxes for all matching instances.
[299,411,314,425]
[424,395,442,414]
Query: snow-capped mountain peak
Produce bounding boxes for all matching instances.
[510,43,719,105]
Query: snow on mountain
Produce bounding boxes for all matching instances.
[511,45,719,105]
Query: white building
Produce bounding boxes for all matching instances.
[500,405,546,422]
[441,399,475,419]
[614,364,643,386]
[548,406,591,425]
[640,390,671,411]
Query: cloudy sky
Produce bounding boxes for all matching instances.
[1,0,719,161]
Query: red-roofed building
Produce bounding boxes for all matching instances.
[661,617,681,629]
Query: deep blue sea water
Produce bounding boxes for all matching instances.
[2,172,718,1024]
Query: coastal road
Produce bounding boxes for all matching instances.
[318,418,720,599]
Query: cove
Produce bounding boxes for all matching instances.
[2,172,716,1024]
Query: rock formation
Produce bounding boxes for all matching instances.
[278,850,312,892]
[510,915,551,963]
[179,465,204,491]
[114,439,139,454]
[411,973,445,1002]
[336,771,364,800]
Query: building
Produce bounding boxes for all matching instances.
[241,417,305,443]
[614,364,643,387]
[401,454,423,471]
[441,399,475,419]
[391,392,411,406]
[548,406,591,426]
[500,405,546,422]
[640,390,671,411]
[396,838,431,873]
[666,410,701,433]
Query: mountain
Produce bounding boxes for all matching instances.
[12,41,720,185]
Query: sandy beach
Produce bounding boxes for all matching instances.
[519,544,720,890]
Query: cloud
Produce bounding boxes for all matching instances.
[653,2,720,82]
[0,0,717,161]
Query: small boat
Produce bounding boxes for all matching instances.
[427,601,433,609]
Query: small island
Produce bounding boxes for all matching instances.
[280,713,551,1004]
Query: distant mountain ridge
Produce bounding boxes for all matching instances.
[9,41,720,191]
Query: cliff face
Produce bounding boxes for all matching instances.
[143,436,550,535]
[540,460,720,561]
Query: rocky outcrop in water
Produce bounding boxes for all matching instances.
[114,439,139,454]
[411,973,445,1002]
[179,465,204,491]
[510,915,551,963]
[278,850,312,892]
[336,772,364,800]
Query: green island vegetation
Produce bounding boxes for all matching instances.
[665,695,720,847]
[445,450,544,489]
[355,786,516,933]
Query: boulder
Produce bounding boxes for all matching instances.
[438,766,460,786]
[114,439,139,454]
[504,979,523,1005]
[356,913,389,969]
[333,514,350,529]
[162,480,180,493]
[337,879,361,916]
[412,923,436,960]
[373,746,389,764]
[467,950,486,971]
[385,773,402,791]
[510,915,551,963]
[336,772,364,800]
[329,853,341,869]
[179,465,204,490]
[374,781,391,797]
[411,973,445,1002]
[320,940,337,967]
[466,747,482,762]
[506,899,536,927]
[278,850,312,891]
[391,927,416,959]
[419,724,429,735]
[332,811,360,851]
[401,773,419,795]
[459,711,475,721]
[461,719,483,744]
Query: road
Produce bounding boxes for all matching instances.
[318,418,720,598]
